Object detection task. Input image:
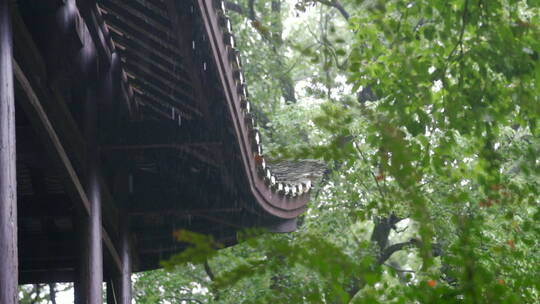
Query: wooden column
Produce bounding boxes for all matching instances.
[76,86,103,304]
[116,219,132,304]
[0,0,18,303]
[106,220,132,304]
[75,32,103,302]
[107,53,131,304]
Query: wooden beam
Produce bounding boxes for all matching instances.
[21,259,75,273]
[76,0,112,67]
[19,232,77,259]
[18,232,120,284]
[0,1,17,303]
[102,143,220,150]
[164,0,224,145]
[103,143,221,167]
[12,7,87,175]
[102,229,122,273]
[13,61,122,275]
[73,0,135,116]
[129,207,242,217]
[105,120,208,145]
[18,194,73,216]
[15,61,91,216]
[20,269,75,285]
[12,2,124,273]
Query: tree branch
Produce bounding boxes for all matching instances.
[383,263,416,273]
[448,0,469,60]
[204,260,221,300]
[49,283,57,304]
[225,1,246,16]
[248,0,257,20]
[204,260,216,281]
[378,240,416,264]
[356,148,386,199]
[31,284,42,304]
[370,214,402,250]
[178,298,204,304]
[378,238,442,265]
[225,1,296,103]
[314,0,350,21]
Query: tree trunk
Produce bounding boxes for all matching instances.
[49,284,57,304]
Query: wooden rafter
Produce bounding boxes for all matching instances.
[14,61,122,274]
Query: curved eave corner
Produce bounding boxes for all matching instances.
[196,0,314,219]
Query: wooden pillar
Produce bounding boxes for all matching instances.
[75,35,103,302]
[116,219,132,304]
[110,73,132,303]
[76,86,103,304]
[106,220,132,304]
[0,0,18,303]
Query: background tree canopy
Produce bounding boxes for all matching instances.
[134,0,540,303]
[62,0,540,303]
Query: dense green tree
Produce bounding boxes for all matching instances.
[18,0,540,303]
[132,0,540,303]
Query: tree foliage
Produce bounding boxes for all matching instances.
[135,0,540,303]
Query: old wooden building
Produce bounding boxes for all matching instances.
[0,0,319,303]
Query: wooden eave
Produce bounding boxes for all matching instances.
[11,0,319,278]
[95,0,314,219]
[195,0,313,218]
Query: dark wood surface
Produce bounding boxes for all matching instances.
[7,0,315,286]
[105,219,132,304]
[0,0,18,303]
[12,1,124,281]
[196,0,309,218]
[116,219,132,304]
[76,80,104,304]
